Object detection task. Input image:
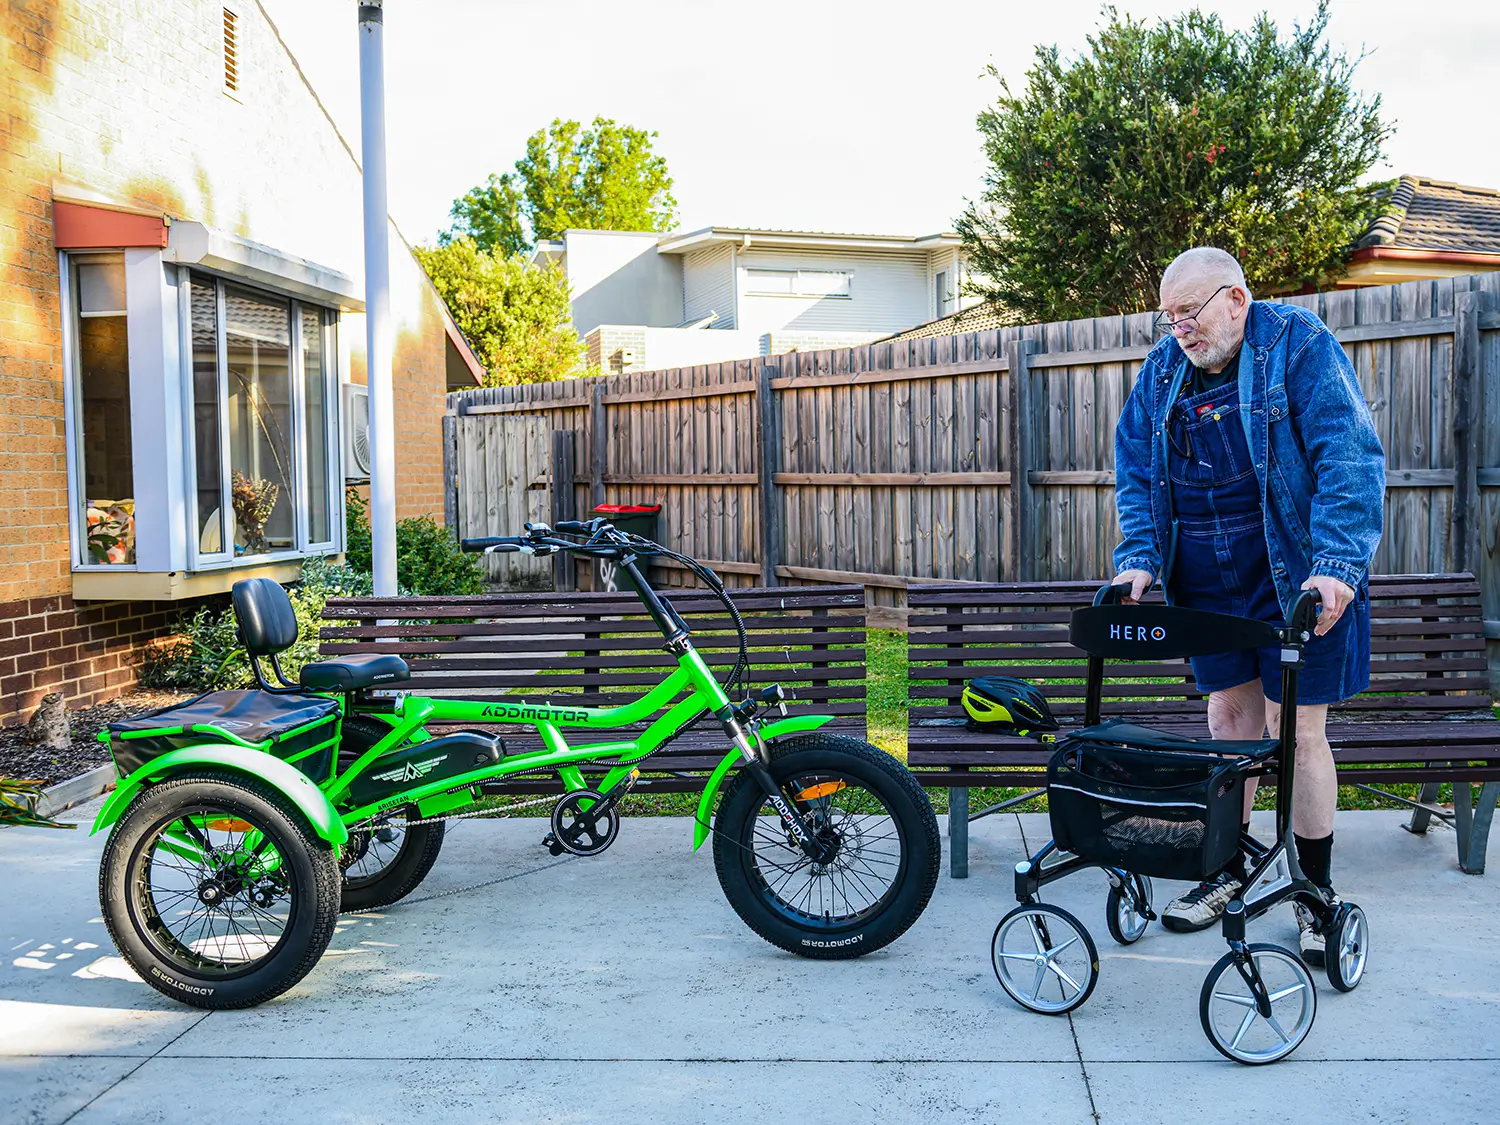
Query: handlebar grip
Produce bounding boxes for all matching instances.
[460,537,520,553]
[553,519,597,534]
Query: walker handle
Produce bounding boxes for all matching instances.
[1287,588,1322,636]
[1094,581,1131,607]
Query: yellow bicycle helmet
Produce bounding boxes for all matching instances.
[962,676,1059,736]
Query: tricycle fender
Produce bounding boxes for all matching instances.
[691,714,836,850]
[91,744,348,848]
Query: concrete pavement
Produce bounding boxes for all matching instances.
[2,801,1496,1124]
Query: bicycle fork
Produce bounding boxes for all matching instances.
[719,711,831,863]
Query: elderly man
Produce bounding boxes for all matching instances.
[1112,246,1385,964]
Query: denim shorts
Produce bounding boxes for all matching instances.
[1170,513,1370,706]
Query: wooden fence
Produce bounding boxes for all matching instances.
[446,273,1500,674]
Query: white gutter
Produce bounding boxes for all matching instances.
[163,222,364,310]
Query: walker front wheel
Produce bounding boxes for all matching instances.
[991,903,1099,1014]
[1105,873,1153,945]
[1199,943,1317,1065]
[1325,903,1369,993]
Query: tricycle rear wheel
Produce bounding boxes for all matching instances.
[98,771,340,1009]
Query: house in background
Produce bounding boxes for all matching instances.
[1339,175,1500,287]
[532,227,977,372]
[0,0,481,726]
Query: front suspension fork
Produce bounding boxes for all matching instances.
[723,714,825,861]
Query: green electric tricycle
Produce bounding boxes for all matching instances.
[94,518,940,1008]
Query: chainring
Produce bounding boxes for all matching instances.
[549,789,620,856]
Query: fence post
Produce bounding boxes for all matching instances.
[589,381,607,512]
[442,412,459,539]
[756,364,782,587]
[551,429,576,592]
[1453,291,1484,576]
[1006,339,1039,581]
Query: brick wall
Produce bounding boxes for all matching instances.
[0,592,217,725]
[0,1,465,725]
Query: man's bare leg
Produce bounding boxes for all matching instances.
[1160,680,1267,932]
[1264,699,1338,965]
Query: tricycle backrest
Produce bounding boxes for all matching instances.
[233,578,299,656]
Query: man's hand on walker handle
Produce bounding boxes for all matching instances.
[1301,575,1355,636]
[1111,570,1154,605]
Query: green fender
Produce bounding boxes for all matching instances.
[691,714,835,850]
[91,744,348,848]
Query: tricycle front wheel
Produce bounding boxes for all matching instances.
[98,771,341,1009]
[711,734,940,959]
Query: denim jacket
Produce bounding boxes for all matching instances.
[1113,300,1385,611]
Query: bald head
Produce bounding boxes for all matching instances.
[1161,246,1250,300]
[1158,246,1253,372]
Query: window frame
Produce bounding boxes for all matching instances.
[181,270,342,572]
[743,267,855,299]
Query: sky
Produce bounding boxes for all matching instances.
[257,0,1500,245]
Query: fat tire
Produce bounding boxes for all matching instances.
[711,734,940,960]
[336,716,445,912]
[98,770,340,1010]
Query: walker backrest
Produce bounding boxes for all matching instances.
[231,578,299,656]
[1070,603,1282,661]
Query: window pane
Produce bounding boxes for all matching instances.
[75,262,135,564]
[77,259,126,315]
[225,285,294,555]
[797,270,851,297]
[188,275,226,556]
[745,268,795,295]
[301,306,330,544]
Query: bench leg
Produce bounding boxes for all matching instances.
[949,786,969,879]
[1404,781,1446,835]
[1403,774,1448,836]
[1455,782,1500,875]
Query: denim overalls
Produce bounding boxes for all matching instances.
[1166,380,1369,704]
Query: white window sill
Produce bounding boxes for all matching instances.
[72,559,316,602]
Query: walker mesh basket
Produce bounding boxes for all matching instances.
[1047,735,1250,882]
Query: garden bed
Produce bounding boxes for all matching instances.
[0,690,190,788]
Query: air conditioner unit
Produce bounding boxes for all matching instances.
[343,383,371,480]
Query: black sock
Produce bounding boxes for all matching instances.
[1295,832,1333,890]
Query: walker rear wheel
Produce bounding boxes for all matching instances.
[1325,903,1368,993]
[1105,873,1153,945]
[1199,943,1317,1065]
[991,903,1098,1014]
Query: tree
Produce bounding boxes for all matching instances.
[445,118,677,256]
[414,239,587,386]
[956,2,1391,322]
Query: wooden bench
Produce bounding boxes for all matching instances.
[907,574,1500,877]
[317,585,867,793]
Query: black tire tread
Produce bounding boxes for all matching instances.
[712,733,940,960]
[99,770,341,1010]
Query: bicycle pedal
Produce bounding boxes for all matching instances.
[542,833,565,856]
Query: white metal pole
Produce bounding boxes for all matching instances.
[358,0,397,595]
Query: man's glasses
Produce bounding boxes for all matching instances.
[1155,285,1229,337]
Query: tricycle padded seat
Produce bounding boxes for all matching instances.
[298,652,410,691]
[1069,721,1279,761]
[107,690,342,778]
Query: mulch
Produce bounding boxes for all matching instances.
[0,690,192,788]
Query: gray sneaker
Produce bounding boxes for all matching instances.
[1161,871,1243,933]
[1295,890,1342,968]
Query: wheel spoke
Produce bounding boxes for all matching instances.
[1029,961,1048,999]
[1045,935,1080,960]
[1264,1014,1293,1044]
[1228,1007,1258,1051]
[1046,962,1082,995]
[1212,990,1258,1009]
[1267,982,1306,1003]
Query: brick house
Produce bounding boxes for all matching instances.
[0,0,482,726]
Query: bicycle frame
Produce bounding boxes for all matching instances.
[93,522,841,858]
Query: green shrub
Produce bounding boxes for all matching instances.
[344,490,486,597]
[140,557,376,693]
